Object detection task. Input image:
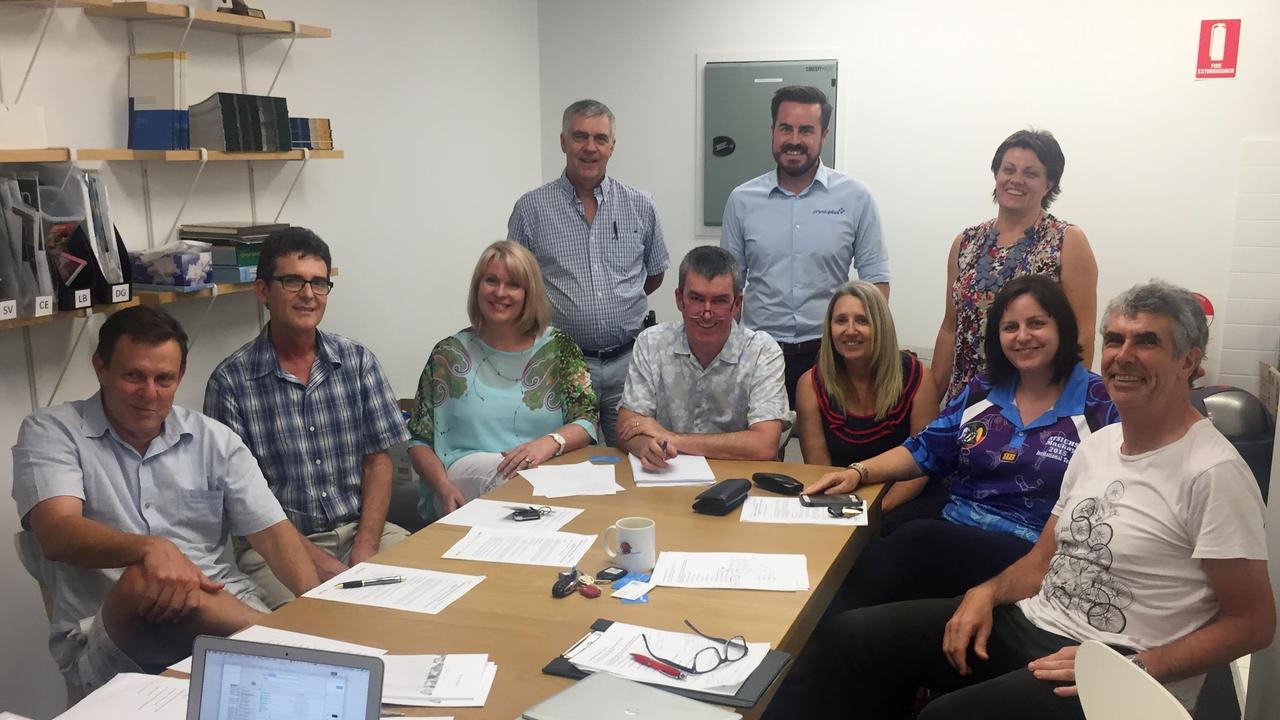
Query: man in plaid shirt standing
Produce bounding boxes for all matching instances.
[205,228,410,608]
[508,99,670,447]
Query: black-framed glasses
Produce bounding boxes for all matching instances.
[640,619,748,675]
[270,275,334,295]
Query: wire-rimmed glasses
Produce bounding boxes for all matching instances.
[640,619,748,675]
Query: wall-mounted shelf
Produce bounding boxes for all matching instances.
[133,266,338,305]
[0,267,340,332]
[83,2,330,37]
[0,0,111,8]
[0,148,343,163]
[0,297,139,332]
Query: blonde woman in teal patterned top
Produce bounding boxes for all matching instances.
[407,241,598,521]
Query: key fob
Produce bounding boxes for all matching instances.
[552,569,578,598]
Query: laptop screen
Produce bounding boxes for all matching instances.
[195,648,373,720]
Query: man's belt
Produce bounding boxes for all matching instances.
[777,339,821,356]
[580,339,636,361]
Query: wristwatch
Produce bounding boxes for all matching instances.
[547,432,567,457]
[848,461,869,485]
[1129,654,1149,674]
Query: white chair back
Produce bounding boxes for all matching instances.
[1076,640,1192,720]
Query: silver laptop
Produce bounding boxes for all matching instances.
[523,672,741,720]
[186,635,384,720]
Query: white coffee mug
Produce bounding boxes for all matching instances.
[602,516,657,573]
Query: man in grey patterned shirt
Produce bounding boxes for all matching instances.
[617,246,788,471]
[508,99,669,447]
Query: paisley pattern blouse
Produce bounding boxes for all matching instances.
[407,326,598,470]
[947,213,1071,401]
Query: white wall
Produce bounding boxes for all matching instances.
[0,1,542,715]
[536,0,1280,374]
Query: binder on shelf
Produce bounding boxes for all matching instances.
[128,52,189,150]
[212,265,257,283]
[290,117,333,150]
[189,93,291,152]
[541,619,790,709]
[179,221,287,237]
[210,243,262,267]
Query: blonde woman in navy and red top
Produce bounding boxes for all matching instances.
[795,280,940,516]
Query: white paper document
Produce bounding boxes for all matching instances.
[168,625,388,674]
[442,526,596,567]
[520,461,624,498]
[437,498,583,532]
[303,562,484,614]
[612,579,657,600]
[55,673,187,720]
[628,453,716,486]
[739,496,868,526]
[650,552,810,591]
[381,653,495,707]
[565,622,769,696]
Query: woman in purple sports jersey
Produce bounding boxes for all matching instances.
[805,275,1118,607]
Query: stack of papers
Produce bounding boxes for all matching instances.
[168,625,387,674]
[628,454,717,487]
[303,562,484,614]
[565,622,769,697]
[519,461,624,498]
[739,496,868,526]
[650,552,810,591]
[438,498,584,532]
[382,653,496,708]
[442,526,596,567]
[54,673,187,720]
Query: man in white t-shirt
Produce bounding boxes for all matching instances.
[824,281,1274,719]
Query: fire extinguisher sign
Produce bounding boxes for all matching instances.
[1196,19,1240,79]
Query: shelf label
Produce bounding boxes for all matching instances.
[34,295,54,317]
[111,284,131,303]
[0,300,15,320]
[73,288,92,309]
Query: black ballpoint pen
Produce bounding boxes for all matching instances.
[337,575,404,589]
[613,220,618,240]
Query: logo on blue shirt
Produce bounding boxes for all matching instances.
[812,207,846,215]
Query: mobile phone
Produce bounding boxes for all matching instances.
[596,566,627,583]
[799,493,864,510]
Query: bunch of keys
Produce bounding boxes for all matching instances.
[508,505,552,522]
[551,567,602,599]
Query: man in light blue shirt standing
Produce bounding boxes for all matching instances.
[721,85,890,406]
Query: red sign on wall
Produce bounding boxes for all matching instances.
[1196,19,1240,79]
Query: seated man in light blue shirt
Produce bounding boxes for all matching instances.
[11,306,317,696]
[617,246,788,471]
[720,85,890,407]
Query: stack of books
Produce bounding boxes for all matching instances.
[189,93,291,152]
[179,222,289,283]
[289,117,334,150]
[129,52,189,150]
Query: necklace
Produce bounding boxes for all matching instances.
[973,219,1040,294]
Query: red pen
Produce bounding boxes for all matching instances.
[630,652,686,680]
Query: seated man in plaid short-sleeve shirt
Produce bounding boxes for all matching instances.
[205,228,410,608]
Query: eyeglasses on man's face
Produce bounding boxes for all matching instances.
[640,619,748,675]
[270,275,334,295]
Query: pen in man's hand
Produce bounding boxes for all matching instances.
[631,652,686,680]
[660,439,668,452]
[337,575,404,589]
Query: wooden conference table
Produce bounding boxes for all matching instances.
[226,448,882,718]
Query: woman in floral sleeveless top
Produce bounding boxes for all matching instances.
[931,130,1098,402]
